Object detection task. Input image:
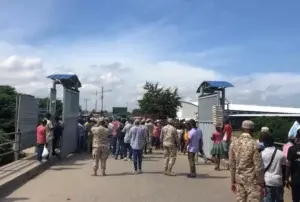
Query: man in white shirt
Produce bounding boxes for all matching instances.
[45,113,53,159]
[261,135,286,202]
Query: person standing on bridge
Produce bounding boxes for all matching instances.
[36,119,47,162]
[229,120,266,202]
[45,113,54,159]
[145,118,153,154]
[90,118,110,176]
[186,119,202,178]
[210,123,224,171]
[160,118,180,176]
[129,119,146,174]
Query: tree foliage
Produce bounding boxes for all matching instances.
[38,97,63,116]
[0,86,17,133]
[0,86,17,165]
[138,81,181,119]
[132,108,142,116]
[251,116,293,143]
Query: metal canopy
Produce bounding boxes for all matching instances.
[47,74,82,89]
[196,80,233,93]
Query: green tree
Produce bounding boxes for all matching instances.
[251,116,293,143]
[38,98,63,116]
[132,108,142,116]
[0,86,17,165]
[138,81,181,119]
[0,86,17,133]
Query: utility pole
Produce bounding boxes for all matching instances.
[84,98,89,111]
[95,87,112,112]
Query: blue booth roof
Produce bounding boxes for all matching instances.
[47,74,82,88]
[196,80,233,93]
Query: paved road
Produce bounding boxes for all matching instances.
[2,153,236,202]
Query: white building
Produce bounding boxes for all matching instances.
[177,101,198,120]
[177,101,300,120]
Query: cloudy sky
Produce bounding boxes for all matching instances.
[1,0,300,111]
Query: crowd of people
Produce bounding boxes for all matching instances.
[35,113,300,202]
[229,120,300,202]
[82,116,204,177]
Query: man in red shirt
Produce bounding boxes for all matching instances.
[36,119,47,162]
[222,118,232,160]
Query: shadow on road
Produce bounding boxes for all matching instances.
[99,171,229,179]
[1,197,29,202]
[49,167,80,171]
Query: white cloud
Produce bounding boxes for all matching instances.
[0,22,300,111]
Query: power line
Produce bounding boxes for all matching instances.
[95,86,112,112]
[84,98,89,111]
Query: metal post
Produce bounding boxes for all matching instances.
[14,95,21,161]
[95,91,98,112]
[50,81,57,116]
[84,99,89,111]
[101,86,104,113]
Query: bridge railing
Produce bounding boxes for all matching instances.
[0,132,21,165]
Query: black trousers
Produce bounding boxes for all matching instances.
[291,183,300,202]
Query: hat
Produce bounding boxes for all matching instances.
[146,118,152,122]
[261,126,270,133]
[242,120,254,129]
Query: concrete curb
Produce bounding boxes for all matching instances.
[0,153,74,199]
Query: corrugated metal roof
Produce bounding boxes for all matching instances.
[196,80,234,93]
[226,104,300,114]
[187,101,300,114]
[47,74,75,80]
[205,81,234,88]
[229,113,300,117]
[47,74,82,88]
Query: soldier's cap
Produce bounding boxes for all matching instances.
[261,126,270,133]
[242,120,254,129]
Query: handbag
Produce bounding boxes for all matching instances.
[42,145,49,158]
[264,148,277,173]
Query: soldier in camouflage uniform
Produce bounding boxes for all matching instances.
[85,118,96,153]
[145,118,153,154]
[160,118,180,176]
[90,118,110,176]
[229,120,266,202]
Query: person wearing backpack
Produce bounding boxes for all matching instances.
[261,135,286,202]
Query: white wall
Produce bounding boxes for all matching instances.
[177,102,198,119]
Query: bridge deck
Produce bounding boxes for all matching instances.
[1,152,291,202]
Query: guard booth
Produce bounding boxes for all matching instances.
[196,81,233,157]
[47,74,81,157]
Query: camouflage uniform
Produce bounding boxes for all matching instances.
[229,120,265,202]
[90,124,109,176]
[145,121,153,154]
[85,122,95,153]
[140,124,149,154]
[160,123,180,176]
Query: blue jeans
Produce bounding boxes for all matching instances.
[264,186,284,202]
[36,144,45,161]
[78,136,85,151]
[132,149,143,171]
[115,139,124,158]
[123,143,132,159]
[111,136,117,154]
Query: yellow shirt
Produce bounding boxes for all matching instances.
[184,130,188,141]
